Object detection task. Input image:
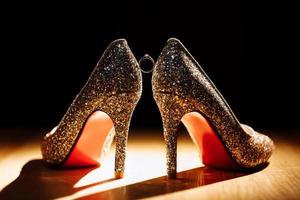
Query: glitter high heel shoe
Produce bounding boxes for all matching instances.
[41,39,142,178]
[152,38,274,178]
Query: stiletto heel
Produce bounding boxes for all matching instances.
[41,39,142,178]
[109,93,141,178]
[152,38,274,178]
[155,93,198,178]
[154,93,184,178]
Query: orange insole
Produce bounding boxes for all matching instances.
[182,112,239,169]
[62,111,114,167]
[59,111,238,169]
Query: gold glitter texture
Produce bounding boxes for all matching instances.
[41,39,142,178]
[152,38,274,178]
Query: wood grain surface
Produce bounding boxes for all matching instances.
[0,128,299,200]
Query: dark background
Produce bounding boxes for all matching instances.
[0,1,298,131]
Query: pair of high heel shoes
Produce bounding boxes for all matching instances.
[41,38,274,179]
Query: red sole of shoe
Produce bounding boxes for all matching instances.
[57,110,239,169]
[182,112,240,169]
[61,111,114,167]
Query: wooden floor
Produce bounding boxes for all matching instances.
[0,128,300,200]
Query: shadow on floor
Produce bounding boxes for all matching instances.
[0,159,114,200]
[0,159,267,200]
[81,165,267,199]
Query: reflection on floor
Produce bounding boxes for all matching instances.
[0,129,300,199]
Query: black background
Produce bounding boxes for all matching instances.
[0,1,298,131]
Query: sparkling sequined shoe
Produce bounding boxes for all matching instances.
[41,39,142,178]
[152,38,274,178]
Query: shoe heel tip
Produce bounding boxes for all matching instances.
[115,172,124,179]
[167,173,177,179]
